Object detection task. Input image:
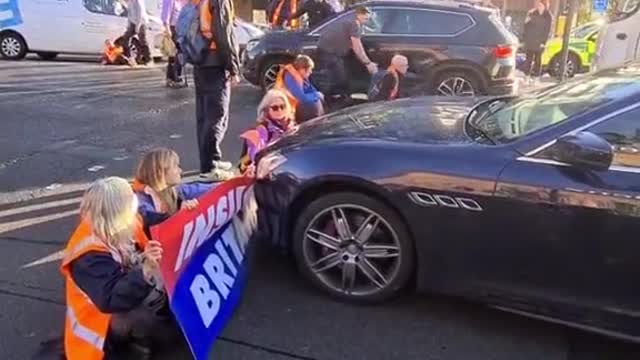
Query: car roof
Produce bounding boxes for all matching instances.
[359,0,497,13]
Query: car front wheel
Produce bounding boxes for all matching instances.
[0,32,27,60]
[293,192,415,303]
[432,70,481,96]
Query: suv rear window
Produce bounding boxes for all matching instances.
[384,9,474,36]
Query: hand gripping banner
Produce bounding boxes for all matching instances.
[151,177,257,360]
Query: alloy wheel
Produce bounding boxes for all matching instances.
[263,63,282,90]
[1,37,21,58]
[436,77,476,96]
[302,204,402,297]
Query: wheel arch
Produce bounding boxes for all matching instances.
[285,175,419,286]
[0,29,29,50]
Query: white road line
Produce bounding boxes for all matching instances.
[22,250,65,269]
[0,197,81,218]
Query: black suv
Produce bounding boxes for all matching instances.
[242,0,519,97]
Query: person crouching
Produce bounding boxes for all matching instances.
[275,55,325,123]
[238,89,296,176]
[133,148,214,233]
[61,177,176,360]
[368,55,409,102]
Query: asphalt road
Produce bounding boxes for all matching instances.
[1,56,639,360]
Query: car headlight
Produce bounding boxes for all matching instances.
[256,152,287,179]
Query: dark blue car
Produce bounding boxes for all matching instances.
[253,62,640,342]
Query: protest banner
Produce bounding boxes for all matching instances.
[151,177,256,360]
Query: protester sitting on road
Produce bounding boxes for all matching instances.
[275,55,325,123]
[238,89,296,176]
[61,177,177,360]
[368,55,409,102]
[101,39,135,66]
[133,148,213,232]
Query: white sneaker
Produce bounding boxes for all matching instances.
[199,169,234,182]
[212,160,233,171]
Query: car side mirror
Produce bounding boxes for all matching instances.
[550,131,613,171]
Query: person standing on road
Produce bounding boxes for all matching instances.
[122,0,151,65]
[368,54,409,102]
[287,0,337,28]
[522,0,552,84]
[162,0,188,87]
[61,177,178,360]
[194,0,241,181]
[316,6,378,107]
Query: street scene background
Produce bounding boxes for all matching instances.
[1,56,639,359]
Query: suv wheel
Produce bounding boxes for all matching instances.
[260,58,288,91]
[432,70,480,96]
[293,192,415,303]
[0,32,27,60]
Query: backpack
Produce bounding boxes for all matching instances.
[367,70,389,101]
[175,1,210,65]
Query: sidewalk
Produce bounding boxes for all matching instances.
[515,71,559,94]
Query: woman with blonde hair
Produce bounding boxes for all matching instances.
[133,147,213,232]
[238,89,296,175]
[61,177,176,360]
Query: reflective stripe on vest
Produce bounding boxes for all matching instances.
[66,306,105,350]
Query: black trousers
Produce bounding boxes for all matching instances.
[523,49,543,78]
[295,100,325,123]
[166,26,184,82]
[194,66,230,173]
[317,50,349,98]
[122,22,150,64]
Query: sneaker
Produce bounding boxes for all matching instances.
[212,160,233,171]
[199,169,234,182]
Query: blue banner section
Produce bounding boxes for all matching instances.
[593,0,608,13]
[169,222,248,360]
[0,0,23,28]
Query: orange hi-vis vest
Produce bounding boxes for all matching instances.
[103,44,123,63]
[274,64,303,109]
[271,0,298,28]
[197,0,235,50]
[60,219,149,360]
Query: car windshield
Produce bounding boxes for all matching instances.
[469,66,640,143]
[570,23,599,38]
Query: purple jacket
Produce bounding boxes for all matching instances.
[161,0,187,26]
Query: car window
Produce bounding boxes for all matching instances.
[362,8,392,35]
[589,108,640,168]
[384,9,473,36]
[471,67,640,143]
[83,0,126,17]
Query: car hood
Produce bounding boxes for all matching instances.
[271,97,480,150]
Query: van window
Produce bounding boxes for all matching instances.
[83,0,126,17]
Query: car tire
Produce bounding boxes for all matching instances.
[292,192,415,304]
[37,52,58,61]
[431,70,481,97]
[0,32,27,60]
[550,53,579,79]
[260,57,290,92]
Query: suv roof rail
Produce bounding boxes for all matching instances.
[366,0,499,12]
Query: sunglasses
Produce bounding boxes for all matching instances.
[269,104,286,112]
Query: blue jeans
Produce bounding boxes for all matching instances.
[194,66,231,173]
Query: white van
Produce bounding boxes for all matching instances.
[593,0,640,70]
[0,0,164,60]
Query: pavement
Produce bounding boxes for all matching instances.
[1,56,639,360]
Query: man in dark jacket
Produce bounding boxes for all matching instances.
[288,0,337,28]
[194,0,241,181]
[522,0,552,84]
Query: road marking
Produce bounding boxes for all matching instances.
[0,197,81,218]
[0,209,78,235]
[22,250,64,269]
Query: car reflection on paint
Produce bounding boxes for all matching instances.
[253,62,640,343]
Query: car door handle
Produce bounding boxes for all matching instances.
[617,33,628,40]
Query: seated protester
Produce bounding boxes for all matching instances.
[368,55,409,102]
[239,89,296,175]
[132,148,212,233]
[275,55,325,123]
[101,39,135,66]
[61,177,176,360]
